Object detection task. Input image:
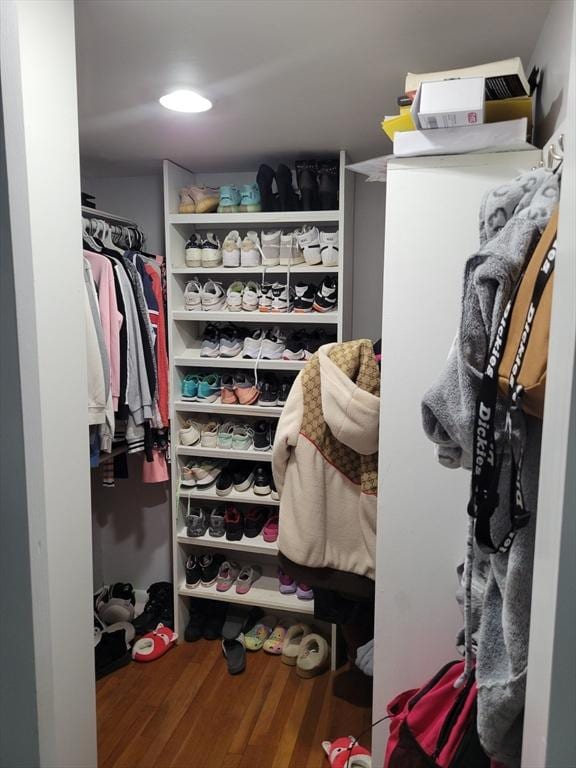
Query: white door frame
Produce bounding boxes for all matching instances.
[1,1,97,766]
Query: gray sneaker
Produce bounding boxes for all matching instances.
[186,507,209,537]
[209,507,226,538]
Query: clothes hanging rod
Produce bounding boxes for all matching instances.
[81,205,137,227]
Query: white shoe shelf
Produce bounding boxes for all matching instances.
[164,151,354,643]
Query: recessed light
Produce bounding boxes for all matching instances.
[159,90,212,113]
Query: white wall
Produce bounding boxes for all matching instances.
[82,173,165,254]
[1,1,97,765]
[529,0,575,146]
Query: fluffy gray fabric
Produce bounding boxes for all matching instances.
[421,168,559,765]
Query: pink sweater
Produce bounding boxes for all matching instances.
[84,251,123,410]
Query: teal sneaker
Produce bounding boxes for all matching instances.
[239,184,262,213]
[197,374,221,403]
[182,374,201,400]
[218,185,241,213]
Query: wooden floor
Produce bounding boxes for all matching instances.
[96,639,373,768]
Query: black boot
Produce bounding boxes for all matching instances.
[276,164,300,211]
[132,581,174,635]
[256,164,277,212]
[318,159,339,210]
[296,160,319,210]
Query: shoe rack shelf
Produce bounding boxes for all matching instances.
[178,577,315,616]
[172,310,338,324]
[165,151,354,642]
[168,210,339,226]
[177,529,279,556]
[177,445,273,462]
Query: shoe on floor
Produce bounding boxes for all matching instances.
[296,633,330,678]
[263,619,295,655]
[131,582,174,636]
[245,614,278,651]
[235,565,262,594]
[281,623,312,666]
[184,598,206,642]
[132,623,178,663]
[322,737,371,768]
[202,600,228,641]
[95,628,132,679]
[222,633,246,675]
[96,582,135,625]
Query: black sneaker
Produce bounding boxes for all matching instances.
[254,421,271,451]
[225,504,244,540]
[293,283,316,313]
[231,462,255,492]
[304,329,336,359]
[282,330,307,360]
[259,377,279,407]
[185,554,202,588]
[202,600,228,641]
[216,468,234,496]
[219,324,243,358]
[244,507,268,537]
[200,323,221,358]
[199,553,225,587]
[313,276,338,313]
[253,464,272,496]
[132,581,174,635]
[278,381,292,406]
[184,598,206,642]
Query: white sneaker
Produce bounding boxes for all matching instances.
[261,230,281,266]
[222,230,241,267]
[259,283,274,313]
[320,230,339,266]
[242,281,260,312]
[201,280,226,311]
[261,327,286,359]
[185,234,203,267]
[184,279,202,311]
[201,233,222,267]
[243,328,266,359]
[241,231,261,267]
[179,419,202,446]
[271,283,294,313]
[226,281,245,312]
[279,233,304,266]
[296,226,321,265]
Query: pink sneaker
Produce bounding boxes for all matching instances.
[278,568,296,594]
[262,513,279,543]
[296,583,314,600]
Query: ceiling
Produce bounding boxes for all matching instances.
[75,0,551,176]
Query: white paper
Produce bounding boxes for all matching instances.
[346,155,394,182]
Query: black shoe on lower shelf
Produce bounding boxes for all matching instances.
[184,598,206,642]
[132,581,174,635]
[216,468,234,496]
[313,276,338,313]
[244,506,269,537]
[278,381,292,406]
[259,377,279,407]
[199,553,225,587]
[185,554,202,588]
[270,476,279,501]
[231,462,255,492]
[225,504,244,540]
[253,464,272,496]
[203,600,228,640]
[253,420,271,451]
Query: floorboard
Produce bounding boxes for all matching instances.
[97,641,373,768]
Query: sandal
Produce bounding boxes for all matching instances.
[244,614,278,651]
[263,619,295,655]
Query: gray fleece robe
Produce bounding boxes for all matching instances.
[421,168,560,766]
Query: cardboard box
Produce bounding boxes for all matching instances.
[412,77,485,129]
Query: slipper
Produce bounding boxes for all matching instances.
[132,623,178,662]
[222,633,246,675]
[321,736,372,768]
[281,622,311,666]
[263,619,295,655]
[296,632,330,678]
[221,605,250,641]
[244,614,278,651]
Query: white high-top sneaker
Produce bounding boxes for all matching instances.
[296,226,321,265]
[319,230,339,266]
[261,230,281,266]
[241,231,261,267]
[279,233,304,266]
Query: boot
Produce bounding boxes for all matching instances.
[296,160,319,210]
[276,164,300,211]
[256,164,278,212]
[318,159,339,210]
[132,581,173,635]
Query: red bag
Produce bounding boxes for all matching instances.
[384,660,489,768]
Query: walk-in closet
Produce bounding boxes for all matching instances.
[1,2,575,768]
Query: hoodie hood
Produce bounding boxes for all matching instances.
[318,340,380,455]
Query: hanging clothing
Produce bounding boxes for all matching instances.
[421,168,560,766]
[144,261,169,427]
[272,339,380,579]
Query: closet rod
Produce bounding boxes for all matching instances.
[81,205,137,227]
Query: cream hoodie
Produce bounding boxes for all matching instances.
[272,340,380,579]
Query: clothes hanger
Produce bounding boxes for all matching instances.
[82,217,102,252]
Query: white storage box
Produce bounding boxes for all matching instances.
[413,77,485,129]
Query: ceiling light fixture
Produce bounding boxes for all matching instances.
[159,90,212,113]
